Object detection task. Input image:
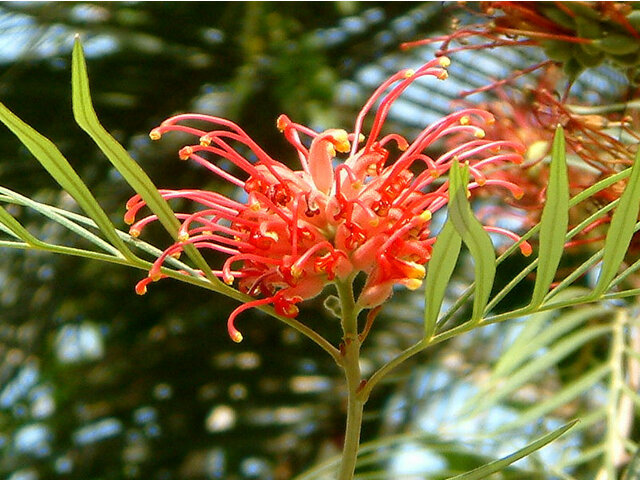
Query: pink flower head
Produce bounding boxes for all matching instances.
[126,57,528,342]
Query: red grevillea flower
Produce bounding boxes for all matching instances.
[403,2,640,82]
[125,57,529,342]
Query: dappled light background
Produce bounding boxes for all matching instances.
[0,3,637,480]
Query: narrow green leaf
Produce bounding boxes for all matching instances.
[448,420,578,480]
[0,186,121,256]
[560,444,605,469]
[491,310,553,377]
[448,161,496,322]
[492,305,606,381]
[0,102,135,261]
[0,205,41,244]
[471,324,611,414]
[621,445,640,480]
[622,384,640,409]
[438,166,633,329]
[568,407,607,436]
[593,148,640,296]
[611,255,640,289]
[0,225,20,240]
[71,37,221,286]
[530,126,569,307]
[0,197,131,265]
[71,38,177,236]
[496,363,609,434]
[424,220,462,338]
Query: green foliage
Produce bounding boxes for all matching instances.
[0,3,638,480]
[593,147,640,297]
[71,38,219,285]
[448,161,496,324]
[0,101,135,261]
[448,421,578,480]
[424,220,462,339]
[529,126,569,309]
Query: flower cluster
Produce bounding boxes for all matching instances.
[404,2,640,80]
[447,63,638,253]
[125,57,528,342]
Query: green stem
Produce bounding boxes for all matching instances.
[335,279,364,480]
[604,310,626,478]
[360,338,428,400]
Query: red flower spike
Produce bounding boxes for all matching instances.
[127,57,526,342]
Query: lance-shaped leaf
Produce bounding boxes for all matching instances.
[449,161,496,323]
[448,420,577,480]
[470,324,611,415]
[0,205,42,245]
[530,126,569,308]
[491,304,606,384]
[0,102,136,262]
[424,220,462,338]
[71,36,220,285]
[0,185,122,256]
[592,147,640,297]
[496,363,609,434]
[622,440,640,480]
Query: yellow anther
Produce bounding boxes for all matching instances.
[438,56,451,67]
[408,262,426,279]
[357,133,365,144]
[179,146,193,161]
[223,274,235,285]
[250,200,261,211]
[437,70,448,80]
[405,279,423,290]
[150,271,163,282]
[170,251,181,259]
[404,69,415,78]
[178,232,190,243]
[264,231,279,241]
[231,331,243,343]
[419,210,432,222]
[149,129,162,140]
[331,129,351,153]
[525,140,548,162]
[474,129,486,139]
[129,228,140,238]
[460,116,470,125]
[199,136,211,147]
[351,181,363,190]
[276,114,288,132]
[290,265,303,279]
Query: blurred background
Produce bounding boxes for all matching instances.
[0,2,637,480]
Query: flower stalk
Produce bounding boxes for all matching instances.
[335,278,364,480]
